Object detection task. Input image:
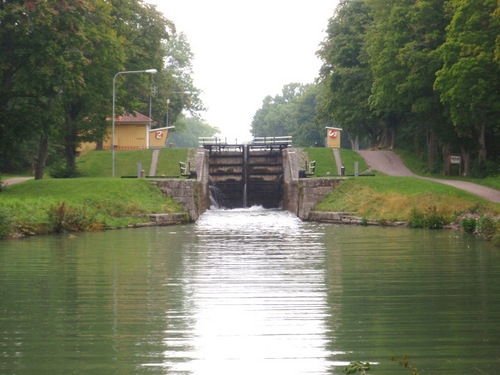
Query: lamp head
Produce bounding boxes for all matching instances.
[145,69,158,74]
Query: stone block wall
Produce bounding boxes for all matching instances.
[296,178,344,220]
[149,147,210,222]
[282,147,344,220]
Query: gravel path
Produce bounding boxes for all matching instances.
[2,177,34,186]
[357,150,500,203]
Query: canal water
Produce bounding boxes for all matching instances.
[0,208,499,374]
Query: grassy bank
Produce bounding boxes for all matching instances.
[396,149,500,190]
[303,147,370,176]
[314,176,499,242]
[315,176,499,220]
[77,148,189,177]
[0,178,185,238]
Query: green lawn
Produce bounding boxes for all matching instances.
[77,148,189,177]
[303,147,370,176]
[315,176,499,222]
[396,149,500,190]
[0,178,185,236]
[339,148,370,175]
[303,147,336,176]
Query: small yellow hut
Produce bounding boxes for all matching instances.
[79,111,174,153]
[102,111,174,150]
[325,127,343,148]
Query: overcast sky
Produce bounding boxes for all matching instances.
[150,0,339,142]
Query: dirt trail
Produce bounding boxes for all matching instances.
[357,150,500,204]
[2,177,34,186]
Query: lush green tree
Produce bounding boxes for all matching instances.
[395,0,450,170]
[167,116,219,148]
[251,83,328,147]
[141,32,205,129]
[317,0,379,147]
[366,0,417,149]
[291,84,327,147]
[251,83,304,138]
[434,0,500,174]
[0,0,79,176]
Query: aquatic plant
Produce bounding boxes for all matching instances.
[344,361,371,374]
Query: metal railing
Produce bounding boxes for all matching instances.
[251,136,292,146]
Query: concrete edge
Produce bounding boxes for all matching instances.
[307,211,407,227]
[106,213,191,230]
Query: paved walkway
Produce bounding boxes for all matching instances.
[149,149,160,176]
[357,150,500,204]
[333,148,343,175]
[2,177,34,186]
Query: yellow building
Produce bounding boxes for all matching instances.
[101,111,174,150]
[79,111,174,154]
[325,127,342,148]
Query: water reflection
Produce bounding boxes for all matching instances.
[1,208,499,374]
[153,207,339,374]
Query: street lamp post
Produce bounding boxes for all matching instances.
[112,69,157,177]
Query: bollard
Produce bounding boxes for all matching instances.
[355,162,359,177]
[136,163,142,178]
[341,166,345,176]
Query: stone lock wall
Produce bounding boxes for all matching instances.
[149,148,210,222]
[282,148,344,220]
[296,178,344,220]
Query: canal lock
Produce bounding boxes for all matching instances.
[207,144,285,209]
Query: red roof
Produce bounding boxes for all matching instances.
[116,111,154,124]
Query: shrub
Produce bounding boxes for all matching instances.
[409,206,447,229]
[0,206,12,238]
[460,217,477,234]
[476,216,497,239]
[48,163,80,178]
[424,206,446,229]
[409,208,425,228]
[47,202,103,233]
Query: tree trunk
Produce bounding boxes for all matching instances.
[427,129,438,170]
[442,144,450,176]
[34,134,49,180]
[390,124,397,149]
[63,103,82,169]
[478,124,487,165]
[379,121,390,148]
[460,145,471,176]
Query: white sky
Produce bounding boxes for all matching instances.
[150,0,339,142]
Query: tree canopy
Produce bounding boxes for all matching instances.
[0,0,203,178]
[315,0,499,176]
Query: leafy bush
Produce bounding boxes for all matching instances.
[460,217,477,234]
[409,208,426,228]
[344,361,371,374]
[47,202,103,233]
[48,163,80,178]
[0,206,12,238]
[476,216,497,239]
[409,206,447,229]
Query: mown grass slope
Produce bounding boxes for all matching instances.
[314,176,499,222]
[303,147,370,176]
[77,148,189,177]
[0,178,185,237]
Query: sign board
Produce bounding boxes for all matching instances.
[325,127,342,148]
[328,129,338,138]
[449,155,461,165]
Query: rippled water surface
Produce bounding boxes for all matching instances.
[1,208,499,374]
